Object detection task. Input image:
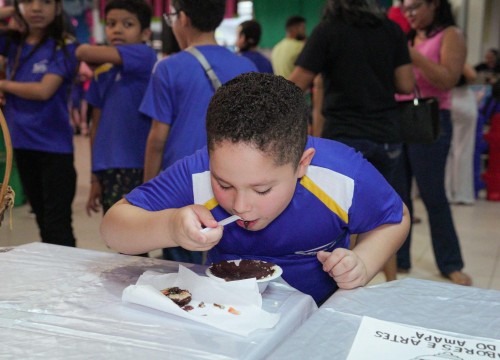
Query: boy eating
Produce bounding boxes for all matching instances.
[101,73,410,305]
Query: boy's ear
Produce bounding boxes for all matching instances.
[296,147,315,178]
[141,28,152,42]
[178,10,190,28]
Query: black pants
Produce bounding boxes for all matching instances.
[393,110,464,274]
[334,138,402,186]
[15,149,76,247]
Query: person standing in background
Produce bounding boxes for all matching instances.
[69,62,92,136]
[271,15,306,78]
[395,0,471,286]
[160,15,180,58]
[289,0,414,281]
[0,1,79,247]
[139,0,256,264]
[445,63,478,205]
[76,0,157,218]
[474,48,500,85]
[388,0,411,34]
[236,20,273,74]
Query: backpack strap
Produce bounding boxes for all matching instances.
[185,46,222,91]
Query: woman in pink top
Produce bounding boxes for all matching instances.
[394,0,472,286]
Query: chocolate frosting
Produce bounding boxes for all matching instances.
[209,260,276,281]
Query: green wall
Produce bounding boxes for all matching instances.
[254,0,394,49]
[253,0,326,48]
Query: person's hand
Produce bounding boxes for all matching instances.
[167,205,221,251]
[0,6,16,20]
[79,62,94,81]
[8,13,26,33]
[317,248,369,289]
[70,107,82,134]
[86,179,102,216]
[408,46,428,69]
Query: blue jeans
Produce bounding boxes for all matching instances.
[335,138,402,186]
[394,110,464,275]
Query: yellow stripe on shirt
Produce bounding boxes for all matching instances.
[204,197,218,210]
[300,175,349,223]
[93,63,113,79]
[192,171,218,210]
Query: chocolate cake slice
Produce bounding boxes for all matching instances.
[161,287,192,307]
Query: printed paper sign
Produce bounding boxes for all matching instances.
[347,316,500,360]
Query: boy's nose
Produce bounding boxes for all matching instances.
[232,192,251,215]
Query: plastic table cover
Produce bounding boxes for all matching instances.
[268,278,500,359]
[0,242,317,359]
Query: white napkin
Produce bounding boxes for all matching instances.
[122,265,280,336]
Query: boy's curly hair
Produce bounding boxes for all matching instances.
[206,72,309,168]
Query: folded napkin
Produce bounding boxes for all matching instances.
[122,265,280,336]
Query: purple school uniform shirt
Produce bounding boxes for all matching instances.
[139,45,257,169]
[86,44,157,171]
[241,50,273,74]
[126,136,404,304]
[0,35,78,153]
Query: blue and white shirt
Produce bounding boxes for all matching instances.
[126,136,403,304]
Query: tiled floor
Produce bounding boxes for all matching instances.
[1,134,499,290]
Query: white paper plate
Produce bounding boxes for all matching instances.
[205,260,283,293]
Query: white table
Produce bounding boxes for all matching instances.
[268,278,500,359]
[0,242,317,359]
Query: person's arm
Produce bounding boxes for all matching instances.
[394,63,415,94]
[463,63,477,83]
[410,27,466,90]
[101,199,220,255]
[143,120,169,182]
[88,106,101,148]
[86,107,102,216]
[289,66,317,92]
[0,6,15,20]
[76,44,123,65]
[0,73,63,100]
[317,203,410,289]
[311,74,325,137]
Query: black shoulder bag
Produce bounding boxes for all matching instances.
[397,85,440,144]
